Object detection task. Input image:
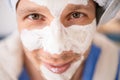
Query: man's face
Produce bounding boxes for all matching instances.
[17,0,96,79]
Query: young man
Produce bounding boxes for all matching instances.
[0,0,119,80]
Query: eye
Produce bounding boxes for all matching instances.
[68,12,85,20]
[27,13,45,21]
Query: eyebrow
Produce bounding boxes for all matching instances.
[17,3,94,16]
[17,7,48,16]
[18,5,82,14]
[68,5,91,10]
[65,4,95,13]
[68,5,83,11]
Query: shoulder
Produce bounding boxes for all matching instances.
[0,31,23,80]
[92,32,119,80]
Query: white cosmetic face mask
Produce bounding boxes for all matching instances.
[21,19,96,55]
[20,0,96,80]
[40,56,84,80]
[20,19,96,80]
[21,0,95,55]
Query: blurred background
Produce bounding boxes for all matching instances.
[0,0,17,39]
[98,10,120,47]
[0,0,120,47]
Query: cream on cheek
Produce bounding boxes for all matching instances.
[20,19,96,55]
[20,17,96,80]
[29,0,89,17]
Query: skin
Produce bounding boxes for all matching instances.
[16,0,96,80]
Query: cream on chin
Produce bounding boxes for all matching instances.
[40,56,84,80]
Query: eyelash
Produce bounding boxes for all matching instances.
[25,11,86,23]
[26,13,45,21]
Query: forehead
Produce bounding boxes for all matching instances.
[29,0,89,6]
[17,0,95,18]
[29,0,89,17]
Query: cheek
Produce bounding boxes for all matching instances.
[17,17,48,32]
[78,31,88,43]
[20,19,96,55]
[17,19,29,32]
[17,19,22,32]
[24,49,42,68]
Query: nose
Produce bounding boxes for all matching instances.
[43,18,66,54]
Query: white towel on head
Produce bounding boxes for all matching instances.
[98,0,120,26]
[4,0,18,11]
[6,0,108,11]
[94,0,108,6]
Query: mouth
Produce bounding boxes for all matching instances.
[42,61,72,74]
[37,50,81,74]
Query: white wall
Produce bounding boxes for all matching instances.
[0,0,17,37]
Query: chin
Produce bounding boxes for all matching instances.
[39,56,84,80]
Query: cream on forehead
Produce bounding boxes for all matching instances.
[30,0,89,17]
[30,0,89,6]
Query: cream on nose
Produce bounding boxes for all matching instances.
[21,19,96,55]
[43,18,66,54]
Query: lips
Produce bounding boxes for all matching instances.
[42,61,71,74]
[37,50,80,74]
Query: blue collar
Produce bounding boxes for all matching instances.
[82,44,101,80]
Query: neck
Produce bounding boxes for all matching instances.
[71,60,85,80]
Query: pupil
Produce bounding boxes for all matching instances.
[32,14,39,20]
[72,12,80,18]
